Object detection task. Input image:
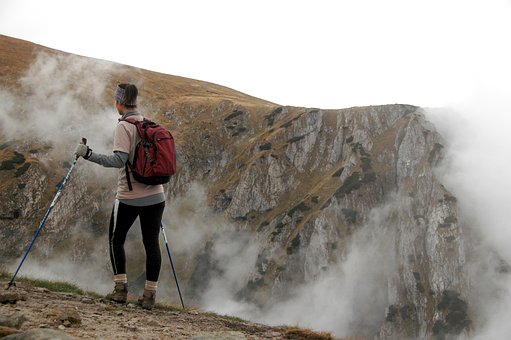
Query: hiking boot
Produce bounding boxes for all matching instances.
[138,289,156,310]
[105,282,128,303]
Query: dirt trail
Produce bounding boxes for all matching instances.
[0,280,300,339]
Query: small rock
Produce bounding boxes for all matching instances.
[146,319,160,327]
[0,291,27,304]
[122,323,137,331]
[103,305,117,311]
[56,308,81,326]
[34,287,50,293]
[2,328,74,339]
[80,297,93,304]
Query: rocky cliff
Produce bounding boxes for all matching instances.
[0,35,472,339]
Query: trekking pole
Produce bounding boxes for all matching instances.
[160,223,185,309]
[7,138,87,289]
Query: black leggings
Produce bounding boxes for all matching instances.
[109,200,165,282]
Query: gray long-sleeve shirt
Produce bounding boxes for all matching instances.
[88,151,128,168]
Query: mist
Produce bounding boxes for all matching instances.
[194,199,401,337]
[425,84,511,338]
[0,51,122,290]
[1,52,117,150]
[3,42,511,339]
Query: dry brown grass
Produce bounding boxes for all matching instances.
[283,326,334,339]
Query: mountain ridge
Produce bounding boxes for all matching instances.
[0,34,474,339]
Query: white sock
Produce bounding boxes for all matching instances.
[145,280,157,292]
[114,274,127,284]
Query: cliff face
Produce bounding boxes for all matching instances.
[0,35,471,339]
[172,103,470,339]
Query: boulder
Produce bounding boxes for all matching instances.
[0,290,27,304]
[0,312,26,328]
[3,328,74,340]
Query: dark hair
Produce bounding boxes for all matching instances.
[118,83,138,108]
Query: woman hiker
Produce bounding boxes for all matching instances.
[74,83,165,310]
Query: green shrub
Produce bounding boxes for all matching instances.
[361,171,376,183]
[288,202,310,216]
[400,304,417,320]
[0,151,26,171]
[321,198,332,210]
[341,208,358,224]
[15,163,31,177]
[386,305,399,322]
[332,167,344,177]
[259,142,272,151]
[0,160,15,170]
[358,152,377,184]
[352,143,369,157]
[439,215,457,228]
[12,152,25,164]
[259,221,269,228]
[434,290,471,336]
[335,172,363,199]
[280,121,293,129]
[287,234,301,255]
[287,135,306,144]
[361,156,372,172]
[231,127,247,137]
[224,109,244,121]
[271,222,285,240]
[443,194,457,203]
[265,107,283,126]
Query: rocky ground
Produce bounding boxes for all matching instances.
[0,280,334,339]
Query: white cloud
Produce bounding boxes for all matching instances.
[1,0,510,109]
[426,69,511,339]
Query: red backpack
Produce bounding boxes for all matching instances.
[121,117,176,190]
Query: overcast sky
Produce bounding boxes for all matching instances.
[1,0,510,109]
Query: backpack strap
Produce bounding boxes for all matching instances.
[125,163,133,191]
[119,117,140,192]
